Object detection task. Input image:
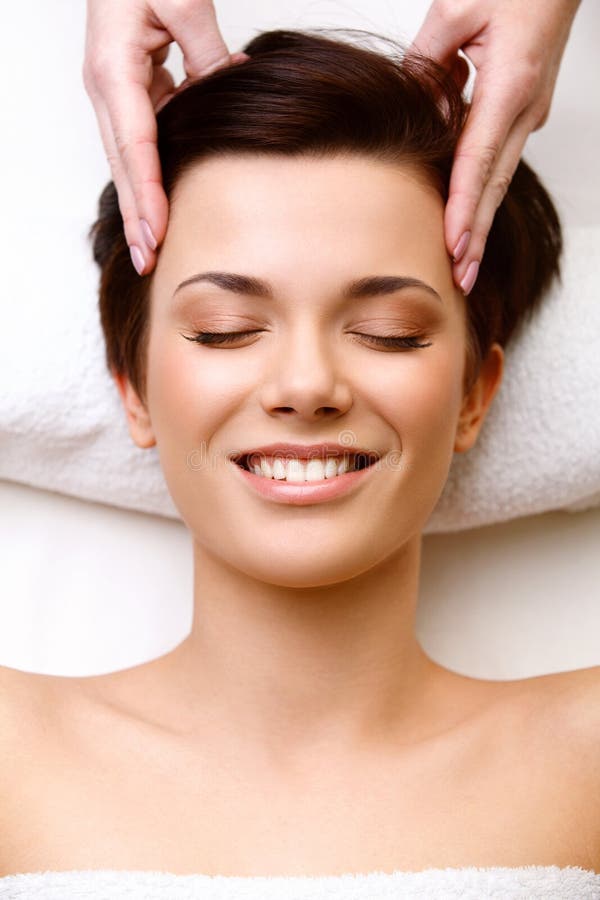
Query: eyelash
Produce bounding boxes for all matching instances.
[184,330,433,350]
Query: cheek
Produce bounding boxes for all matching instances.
[397,345,466,534]
[368,337,466,511]
[144,326,255,450]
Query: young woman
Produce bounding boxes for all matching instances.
[1,28,598,897]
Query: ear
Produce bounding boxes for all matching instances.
[454,343,504,453]
[113,372,156,449]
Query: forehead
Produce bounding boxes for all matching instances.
[154,153,451,298]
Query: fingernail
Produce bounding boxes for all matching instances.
[460,260,479,296]
[230,52,250,65]
[452,230,471,263]
[140,219,157,250]
[155,93,174,113]
[129,244,145,276]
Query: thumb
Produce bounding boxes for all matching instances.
[162,0,232,78]
[412,3,486,70]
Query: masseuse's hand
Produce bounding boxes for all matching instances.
[83,0,248,276]
[414,0,581,294]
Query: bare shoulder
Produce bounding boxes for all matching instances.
[0,664,47,840]
[0,664,48,745]
[511,663,600,735]
[533,663,600,734]
[0,663,76,760]
[487,665,600,870]
[515,664,600,789]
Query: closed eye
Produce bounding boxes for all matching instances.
[350,333,433,350]
[183,330,263,346]
[182,331,433,350]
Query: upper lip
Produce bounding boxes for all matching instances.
[230,442,380,463]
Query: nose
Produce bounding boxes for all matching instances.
[259,322,353,421]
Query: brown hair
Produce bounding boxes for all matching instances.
[90,28,562,405]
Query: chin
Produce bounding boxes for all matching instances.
[221,541,381,590]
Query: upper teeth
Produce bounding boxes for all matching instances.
[245,454,355,482]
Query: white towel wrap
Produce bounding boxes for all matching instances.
[0,866,599,899]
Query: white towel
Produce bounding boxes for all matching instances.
[0,217,598,533]
[0,866,599,899]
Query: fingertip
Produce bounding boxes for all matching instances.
[129,244,146,276]
[444,193,476,263]
[459,260,480,296]
[155,92,175,113]
[140,219,157,251]
[128,242,158,277]
[451,230,471,263]
[230,52,250,65]
[137,185,170,251]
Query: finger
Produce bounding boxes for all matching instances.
[162,48,248,102]
[151,45,170,66]
[160,0,232,78]
[148,64,176,110]
[452,114,534,292]
[94,99,155,275]
[101,73,169,254]
[230,51,251,66]
[412,2,485,68]
[444,78,527,259]
[155,91,176,114]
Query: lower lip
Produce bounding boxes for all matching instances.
[230,460,378,505]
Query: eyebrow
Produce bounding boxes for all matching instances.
[173,271,443,303]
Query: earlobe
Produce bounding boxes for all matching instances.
[113,372,156,449]
[454,343,504,454]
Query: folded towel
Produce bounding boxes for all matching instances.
[0,216,598,533]
[0,866,599,899]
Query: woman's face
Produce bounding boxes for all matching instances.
[119,153,503,587]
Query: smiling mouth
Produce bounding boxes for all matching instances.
[234,452,379,482]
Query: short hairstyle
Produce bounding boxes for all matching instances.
[90,28,562,405]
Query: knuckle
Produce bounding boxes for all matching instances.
[508,58,543,112]
[514,70,537,103]
[81,59,93,93]
[432,0,453,19]
[530,94,552,130]
[510,80,532,112]
[164,0,207,16]
[490,172,512,208]
[113,132,154,164]
[520,57,543,95]
[84,51,111,87]
[456,142,498,187]
[105,148,119,171]
[105,151,125,191]
[478,145,498,183]
[435,0,469,25]
[534,107,550,129]
[131,173,163,193]
[112,137,162,196]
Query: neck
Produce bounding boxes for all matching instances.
[161,533,444,768]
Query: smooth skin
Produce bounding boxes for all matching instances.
[2,154,600,878]
[413,0,582,293]
[83,0,581,291]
